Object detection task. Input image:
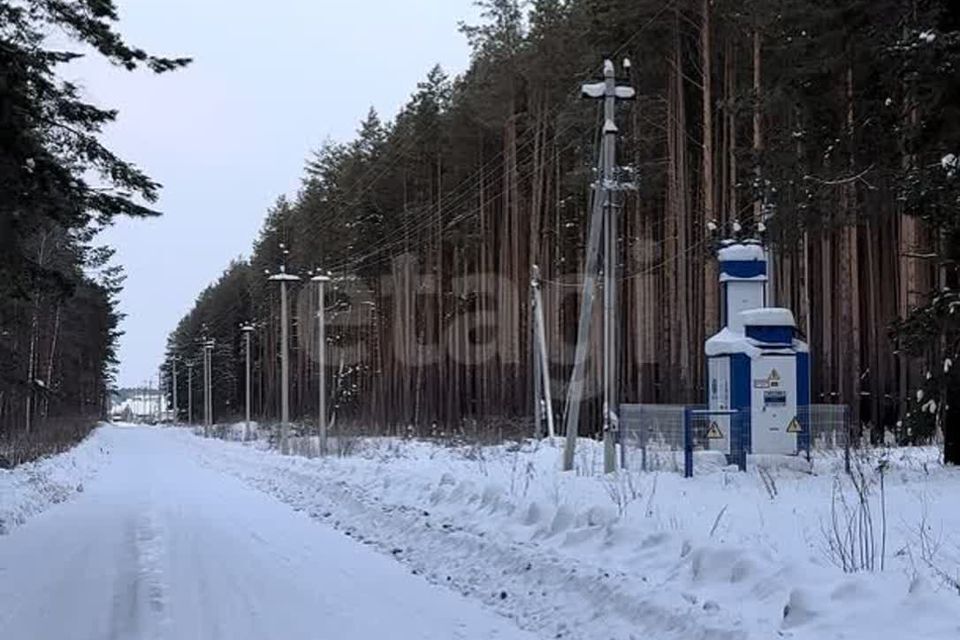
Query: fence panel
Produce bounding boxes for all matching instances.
[686,409,749,476]
[621,404,685,473]
[799,404,851,472]
[622,403,850,476]
[621,405,745,476]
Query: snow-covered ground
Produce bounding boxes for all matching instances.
[0,428,109,535]
[0,426,535,640]
[1,425,958,639]
[189,430,960,640]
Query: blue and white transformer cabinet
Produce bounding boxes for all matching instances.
[704,241,810,455]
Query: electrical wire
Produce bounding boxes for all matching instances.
[307,3,676,274]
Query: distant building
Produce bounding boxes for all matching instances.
[110,391,166,423]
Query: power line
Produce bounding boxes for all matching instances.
[324,114,598,274]
[304,4,675,274]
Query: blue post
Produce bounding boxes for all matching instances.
[797,353,812,460]
[683,407,693,478]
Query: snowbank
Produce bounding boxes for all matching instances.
[182,433,960,640]
[0,425,114,534]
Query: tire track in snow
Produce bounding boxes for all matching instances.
[134,510,169,638]
[193,446,745,640]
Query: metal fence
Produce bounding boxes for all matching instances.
[620,404,686,474]
[620,405,744,477]
[799,404,852,472]
[621,403,851,477]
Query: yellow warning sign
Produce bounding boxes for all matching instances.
[706,422,725,439]
[786,417,803,434]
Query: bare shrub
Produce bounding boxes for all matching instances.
[820,461,888,573]
[332,421,362,458]
[211,423,231,440]
[644,473,659,518]
[904,494,960,596]
[375,439,407,463]
[461,441,489,476]
[0,416,98,467]
[602,470,642,517]
[757,465,778,499]
[508,449,537,499]
[709,505,728,538]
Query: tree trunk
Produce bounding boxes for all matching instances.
[701,0,718,341]
[752,30,763,224]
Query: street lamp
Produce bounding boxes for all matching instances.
[202,339,215,437]
[241,323,255,442]
[186,360,195,425]
[268,262,300,454]
[171,355,179,424]
[311,273,331,455]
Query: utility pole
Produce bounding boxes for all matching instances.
[532,291,543,439]
[171,357,178,423]
[311,275,331,455]
[759,190,775,308]
[269,262,300,454]
[202,346,208,434]
[563,58,635,473]
[531,265,555,439]
[187,361,194,424]
[202,349,208,433]
[241,324,255,442]
[203,339,215,436]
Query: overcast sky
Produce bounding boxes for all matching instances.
[70,0,478,388]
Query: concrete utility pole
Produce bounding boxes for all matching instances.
[531,265,556,439]
[171,357,179,423]
[203,339,215,436]
[187,361,194,424]
[269,264,300,454]
[311,275,331,456]
[532,291,543,439]
[241,324,255,442]
[202,349,207,432]
[563,58,635,473]
[202,347,208,434]
[759,193,775,308]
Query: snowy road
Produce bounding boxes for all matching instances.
[0,427,531,640]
